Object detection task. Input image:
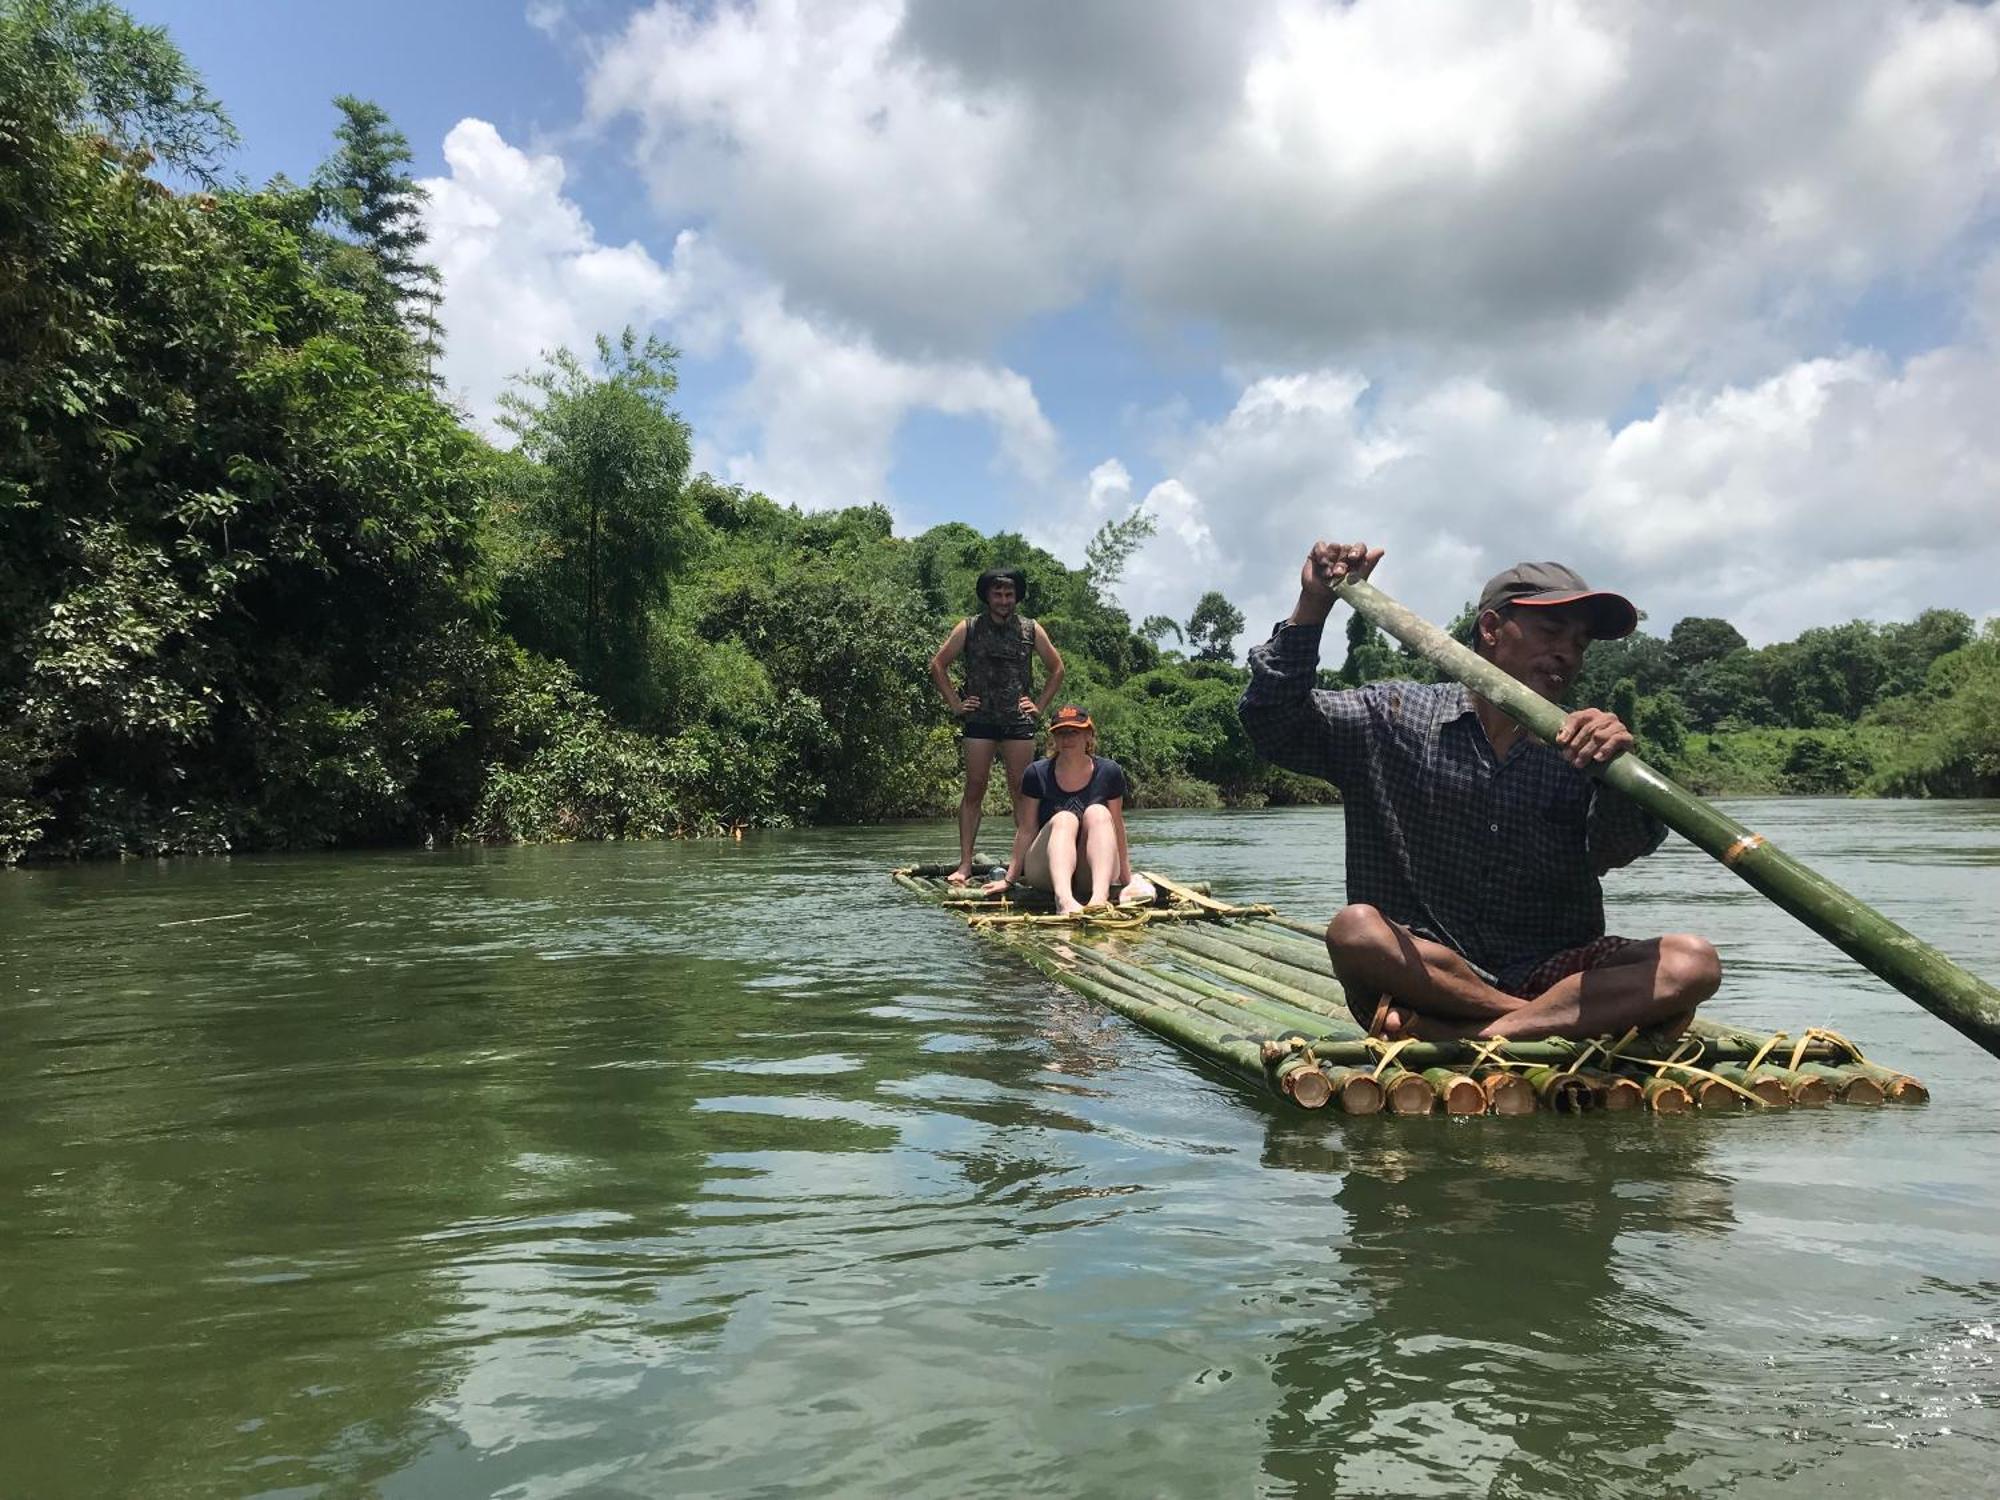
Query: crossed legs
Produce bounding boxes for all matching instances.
[1323,903,1721,1042]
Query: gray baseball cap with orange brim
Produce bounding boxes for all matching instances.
[1476,561,1638,640]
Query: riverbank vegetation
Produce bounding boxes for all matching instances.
[2,2,1994,863]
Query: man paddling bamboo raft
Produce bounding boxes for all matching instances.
[1239,541,1721,1043]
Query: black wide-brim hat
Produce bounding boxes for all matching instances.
[1476,561,1638,640]
[976,566,1028,604]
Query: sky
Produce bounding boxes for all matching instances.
[136,0,2000,647]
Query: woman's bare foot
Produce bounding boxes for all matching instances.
[979,877,1011,896]
[1116,878,1156,907]
[1055,896,1086,916]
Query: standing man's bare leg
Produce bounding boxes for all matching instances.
[998,738,1037,890]
[951,737,999,884]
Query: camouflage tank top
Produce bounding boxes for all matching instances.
[962,612,1037,725]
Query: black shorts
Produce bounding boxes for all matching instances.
[962,719,1036,743]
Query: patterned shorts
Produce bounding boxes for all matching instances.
[1497,935,1646,999]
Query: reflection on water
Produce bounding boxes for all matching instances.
[0,801,1998,1496]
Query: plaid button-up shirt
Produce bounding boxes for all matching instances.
[1239,620,1667,987]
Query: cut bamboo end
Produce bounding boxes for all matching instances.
[1323,1067,1386,1116]
[1526,1066,1597,1113]
[1278,1059,1333,1110]
[1379,1067,1437,1116]
[1477,1069,1537,1116]
[1712,1063,1790,1107]
[1797,1062,1885,1106]
[1839,1074,1886,1106]
[1846,1061,1930,1103]
[1422,1067,1487,1115]
[1581,1070,1644,1111]
[1642,1076,1693,1115]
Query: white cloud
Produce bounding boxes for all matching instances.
[1106,342,2000,651]
[421,118,1054,507]
[421,119,690,432]
[583,0,2000,397]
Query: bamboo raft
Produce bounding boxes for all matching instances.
[892,862,1930,1116]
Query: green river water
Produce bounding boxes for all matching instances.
[4,799,2000,1498]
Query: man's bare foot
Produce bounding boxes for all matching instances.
[945,865,972,886]
[1377,1005,1482,1042]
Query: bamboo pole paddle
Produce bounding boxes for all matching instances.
[1333,575,2000,1062]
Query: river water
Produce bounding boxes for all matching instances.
[3,800,1999,1498]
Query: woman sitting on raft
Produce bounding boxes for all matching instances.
[985,705,1157,914]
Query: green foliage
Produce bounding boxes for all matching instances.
[1083,505,1156,594]
[1779,732,1875,795]
[495,330,695,724]
[313,94,442,376]
[1609,677,1640,730]
[1,0,235,180]
[3,0,1995,863]
[1185,589,1246,663]
[1665,616,1746,672]
[1339,612,1402,686]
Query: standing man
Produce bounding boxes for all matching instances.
[1238,540,1721,1042]
[929,566,1065,886]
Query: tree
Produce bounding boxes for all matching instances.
[1880,608,1973,699]
[1681,648,1774,729]
[1339,611,1402,685]
[1574,631,1674,708]
[1184,590,1246,663]
[314,94,442,377]
[1765,622,1886,726]
[1140,615,1183,647]
[1667,616,1747,673]
[1083,505,1156,596]
[1610,677,1640,732]
[497,329,695,724]
[1,5,496,858]
[1,0,236,180]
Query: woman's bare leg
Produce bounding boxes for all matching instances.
[1079,804,1117,906]
[1043,811,1085,914]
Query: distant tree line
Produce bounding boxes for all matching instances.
[1,1,1993,862]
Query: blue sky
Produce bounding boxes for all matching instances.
[132,1,2000,644]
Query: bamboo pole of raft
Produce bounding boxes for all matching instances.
[1333,575,2000,1062]
[1322,1067,1388,1115]
[1642,1075,1694,1114]
[1478,1070,1538,1115]
[1067,943,1340,1042]
[1422,1068,1487,1114]
[1136,932,1359,1021]
[1045,952,1336,1107]
[1152,926,1355,1008]
[1707,1064,1795,1107]
[1578,1070,1645,1111]
[1378,1067,1437,1115]
[1015,947,1328,1106]
[1796,1063,1885,1105]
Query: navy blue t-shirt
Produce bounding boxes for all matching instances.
[1022,754,1129,829]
